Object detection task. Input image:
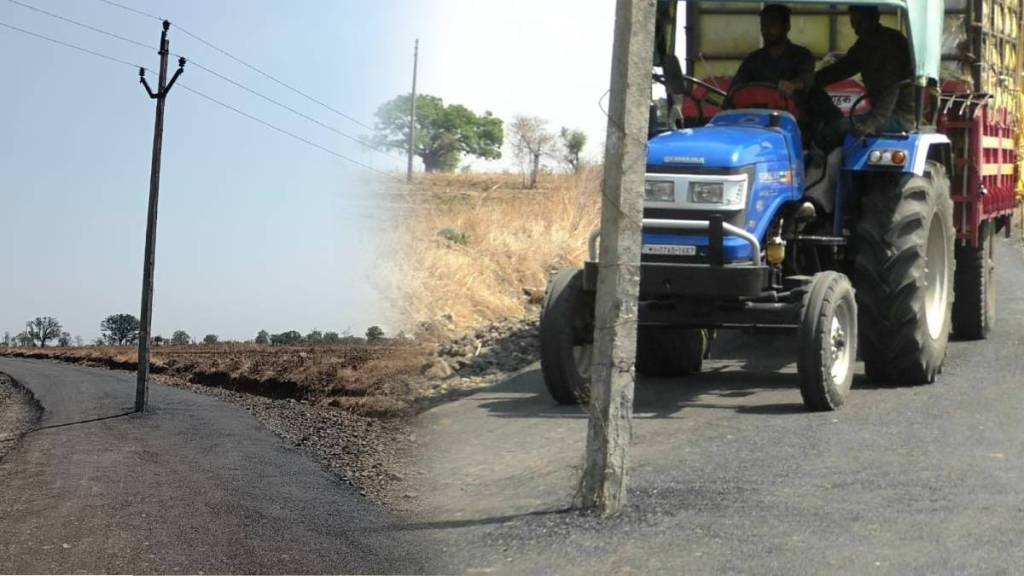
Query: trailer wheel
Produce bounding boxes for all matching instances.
[539,269,594,404]
[855,161,954,384]
[798,272,857,411]
[953,221,995,339]
[636,327,707,377]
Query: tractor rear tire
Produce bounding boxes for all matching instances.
[636,327,707,377]
[539,269,594,404]
[798,272,857,411]
[854,161,954,385]
[953,220,996,339]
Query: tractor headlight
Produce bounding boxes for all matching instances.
[687,179,746,209]
[644,180,675,202]
[689,182,725,204]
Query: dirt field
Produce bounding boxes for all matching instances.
[1,343,429,417]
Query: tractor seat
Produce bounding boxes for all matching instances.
[679,76,731,125]
[824,79,871,117]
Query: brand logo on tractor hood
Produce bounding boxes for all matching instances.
[664,155,704,164]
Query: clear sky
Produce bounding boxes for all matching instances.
[0,0,624,343]
[0,0,430,342]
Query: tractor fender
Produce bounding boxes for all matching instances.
[843,133,951,176]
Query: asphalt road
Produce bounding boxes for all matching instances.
[410,237,1024,575]
[0,358,428,574]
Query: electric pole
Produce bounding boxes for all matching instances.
[136,20,185,412]
[406,38,418,183]
[580,0,655,516]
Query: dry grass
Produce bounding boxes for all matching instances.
[383,169,602,336]
[2,343,429,417]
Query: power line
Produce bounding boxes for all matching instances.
[0,18,399,181]
[93,0,161,22]
[4,0,154,51]
[173,25,377,131]
[89,0,377,132]
[186,59,404,161]
[0,19,144,69]
[5,0,396,161]
[179,84,402,182]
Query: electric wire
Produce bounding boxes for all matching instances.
[10,0,398,161]
[0,19,400,180]
[93,0,161,22]
[4,0,154,50]
[0,19,144,69]
[179,84,402,183]
[90,0,376,131]
[185,59,404,161]
[172,25,377,131]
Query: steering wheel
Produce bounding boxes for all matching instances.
[848,78,915,135]
[724,82,799,118]
[653,54,728,126]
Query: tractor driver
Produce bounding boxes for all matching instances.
[731,4,815,111]
[813,5,915,149]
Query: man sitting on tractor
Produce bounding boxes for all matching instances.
[731,4,841,148]
[814,5,915,148]
[732,4,814,107]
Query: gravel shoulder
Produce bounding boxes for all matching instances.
[0,374,40,463]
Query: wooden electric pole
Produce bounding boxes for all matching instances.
[135,20,185,412]
[580,0,655,516]
[406,38,419,183]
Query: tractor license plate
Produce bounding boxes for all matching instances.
[642,244,697,256]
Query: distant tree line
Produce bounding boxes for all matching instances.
[1,314,393,349]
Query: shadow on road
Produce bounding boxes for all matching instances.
[31,410,136,432]
[475,330,885,419]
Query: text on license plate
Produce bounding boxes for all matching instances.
[642,244,697,256]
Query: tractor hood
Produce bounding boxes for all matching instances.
[648,126,790,170]
[649,109,805,171]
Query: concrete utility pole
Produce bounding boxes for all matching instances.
[406,38,419,183]
[580,0,655,516]
[136,20,185,413]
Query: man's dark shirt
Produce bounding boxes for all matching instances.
[732,40,816,93]
[814,24,915,132]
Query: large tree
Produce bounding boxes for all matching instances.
[170,330,192,346]
[26,316,62,348]
[374,94,503,173]
[365,325,385,342]
[101,313,141,346]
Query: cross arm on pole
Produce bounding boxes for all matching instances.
[139,67,158,98]
[164,57,186,94]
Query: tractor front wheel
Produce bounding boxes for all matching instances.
[798,272,857,411]
[539,269,594,404]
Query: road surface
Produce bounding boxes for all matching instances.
[0,358,429,574]
[410,237,1024,574]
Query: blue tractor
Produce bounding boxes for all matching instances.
[540,0,963,410]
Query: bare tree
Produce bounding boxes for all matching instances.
[58,332,72,347]
[17,332,35,347]
[26,317,62,348]
[559,127,588,174]
[2,331,10,347]
[509,115,555,189]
